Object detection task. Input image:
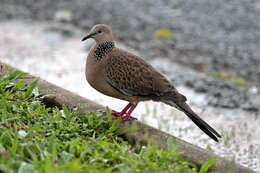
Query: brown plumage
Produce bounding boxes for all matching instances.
[82,24,221,142]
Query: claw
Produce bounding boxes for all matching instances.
[122,115,137,120]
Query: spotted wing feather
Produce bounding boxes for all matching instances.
[105,48,175,98]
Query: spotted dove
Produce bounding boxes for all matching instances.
[82,24,221,142]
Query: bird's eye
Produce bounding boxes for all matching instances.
[97,30,102,33]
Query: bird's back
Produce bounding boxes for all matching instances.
[105,48,183,101]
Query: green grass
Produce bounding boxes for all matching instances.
[0,71,219,173]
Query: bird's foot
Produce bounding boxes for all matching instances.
[112,111,137,121]
[112,110,123,117]
[121,115,137,121]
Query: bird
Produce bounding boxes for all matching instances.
[82,24,221,142]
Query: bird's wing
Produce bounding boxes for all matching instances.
[105,48,175,97]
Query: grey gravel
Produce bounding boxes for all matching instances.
[1,0,260,111]
[151,59,260,111]
[1,0,260,85]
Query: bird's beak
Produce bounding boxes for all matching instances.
[81,32,96,41]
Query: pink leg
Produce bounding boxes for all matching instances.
[112,103,137,120]
[112,103,132,117]
[121,103,137,120]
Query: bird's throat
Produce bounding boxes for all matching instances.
[93,41,115,62]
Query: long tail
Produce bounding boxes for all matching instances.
[165,100,221,142]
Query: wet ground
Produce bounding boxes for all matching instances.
[0,20,259,171]
[1,0,260,85]
[1,0,260,110]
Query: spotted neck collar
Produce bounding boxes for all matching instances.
[93,41,115,61]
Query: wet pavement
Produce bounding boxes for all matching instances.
[1,0,260,86]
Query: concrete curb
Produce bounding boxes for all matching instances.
[0,61,256,173]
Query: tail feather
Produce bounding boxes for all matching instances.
[165,100,221,142]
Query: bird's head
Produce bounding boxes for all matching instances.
[82,24,113,43]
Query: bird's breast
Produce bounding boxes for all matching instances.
[85,45,99,85]
[85,45,151,103]
[86,59,103,88]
